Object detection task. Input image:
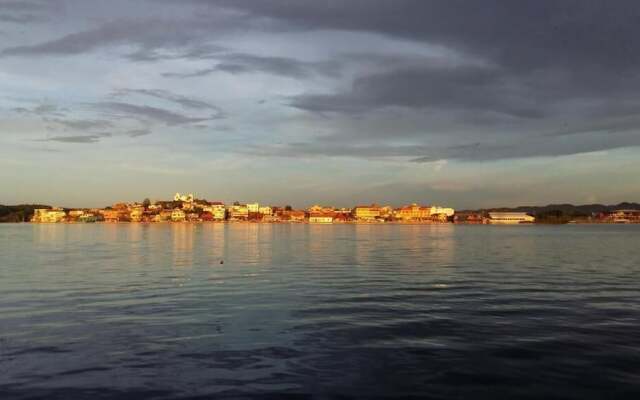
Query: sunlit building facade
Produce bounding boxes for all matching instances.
[488,212,535,224]
[353,205,381,221]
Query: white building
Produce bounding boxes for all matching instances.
[488,212,535,224]
[204,203,226,220]
[247,203,260,213]
[309,214,333,223]
[430,206,455,217]
[258,206,273,216]
[174,193,194,203]
[228,204,249,220]
[32,208,66,223]
[171,208,186,222]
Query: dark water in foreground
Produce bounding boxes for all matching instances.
[1,224,639,399]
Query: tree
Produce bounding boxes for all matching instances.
[284,205,293,211]
[143,198,151,208]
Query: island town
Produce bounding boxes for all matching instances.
[22,192,640,225]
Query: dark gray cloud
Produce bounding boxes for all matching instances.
[125,44,226,62]
[12,103,65,117]
[0,11,246,58]
[0,0,55,24]
[49,118,113,131]
[291,65,542,118]
[206,0,640,72]
[0,0,52,11]
[41,135,104,143]
[246,127,640,162]
[5,0,640,163]
[125,128,151,137]
[0,14,41,23]
[163,53,340,79]
[112,88,223,112]
[95,102,219,126]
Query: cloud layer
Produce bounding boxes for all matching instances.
[2,0,640,206]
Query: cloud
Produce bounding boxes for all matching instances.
[95,101,220,126]
[0,0,55,24]
[204,0,640,72]
[12,103,65,117]
[1,11,246,58]
[125,128,151,137]
[0,14,41,23]
[41,135,103,143]
[112,88,223,112]
[4,0,640,169]
[163,53,340,79]
[49,118,113,131]
[290,65,546,118]
[125,44,226,62]
[245,127,640,162]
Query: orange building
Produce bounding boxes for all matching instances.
[102,210,120,223]
[353,205,381,221]
[396,204,431,221]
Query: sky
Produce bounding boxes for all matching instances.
[1,0,639,209]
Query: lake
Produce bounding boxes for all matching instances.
[1,223,639,399]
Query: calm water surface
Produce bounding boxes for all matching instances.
[1,224,640,399]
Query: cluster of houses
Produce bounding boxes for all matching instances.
[29,194,640,225]
[596,209,640,224]
[31,193,459,224]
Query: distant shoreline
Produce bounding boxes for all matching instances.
[13,220,640,225]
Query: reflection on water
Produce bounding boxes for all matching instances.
[1,224,640,399]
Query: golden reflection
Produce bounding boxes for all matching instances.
[307,224,335,265]
[225,223,276,266]
[171,223,195,268]
[33,223,64,245]
[125,224,149,268]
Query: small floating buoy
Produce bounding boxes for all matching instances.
[220,260,224,264]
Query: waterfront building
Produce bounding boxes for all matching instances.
[430,206,455,218]
[488,212,535,224]
[309,213,334,223]
[379,206,394,219]
[228,204,249,220]
[102,210,120,223]
[201,212,213,221]
[112,203,129,211]
[171,208,186,222]
[353,205,381,221]
[187,213,200,222]
[454,212,484,224]
[259,206,273,216]
[397,204,431,221]
[247,203,260,213]
[213,206,226,221]
[308,205,335,214]
[68,210,85,218]
[203,202,226,220]
[609,210,640,223]
[158,210,172,222]
[32,208,67,223]
[78,213,97,223]
[130,207,144,222]
[262,214,280,222]
[284,210,306,222]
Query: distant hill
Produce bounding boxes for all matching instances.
[461,203,640,223]
[475,203,640,214]
[0,205,51,223]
